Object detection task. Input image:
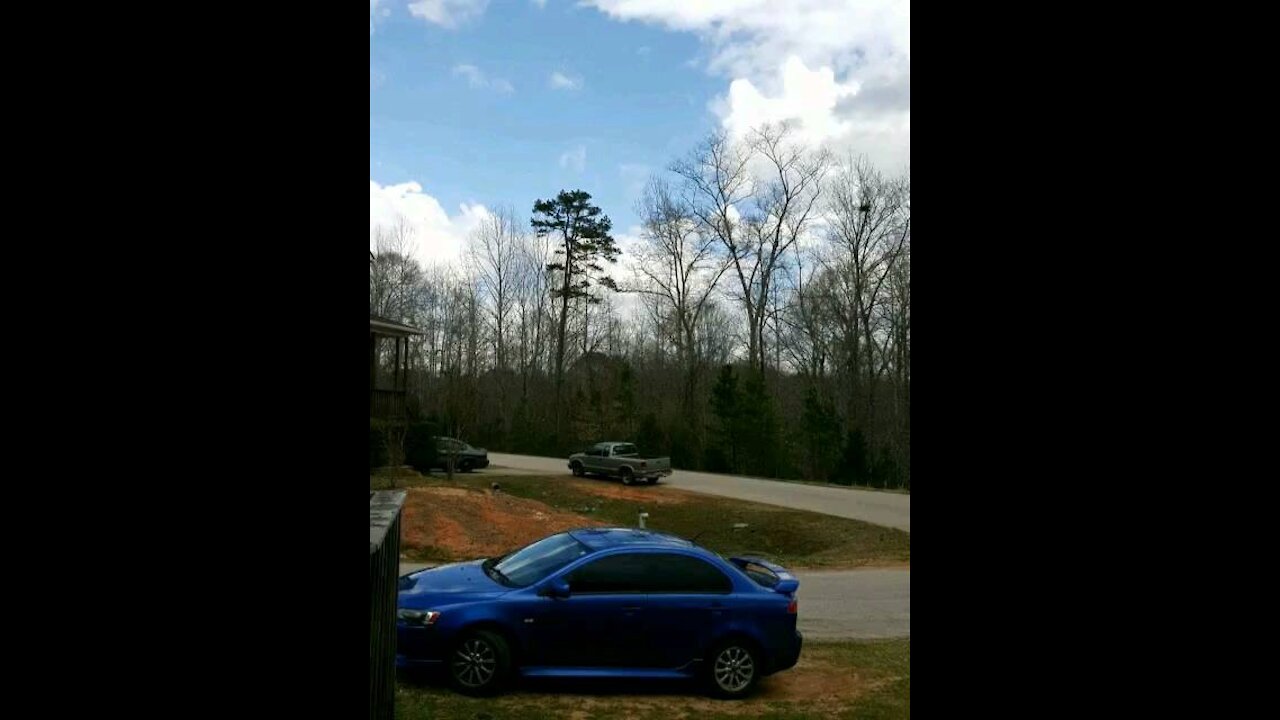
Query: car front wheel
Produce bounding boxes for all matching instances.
[570,461,584,477]
[448,630,511,696]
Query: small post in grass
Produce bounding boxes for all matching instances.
[637,509,648,529]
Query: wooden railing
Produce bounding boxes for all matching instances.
[370,491,405,720]
[370,389,406,420]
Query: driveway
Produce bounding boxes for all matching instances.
[484,452,911,532]
[400,562,910,640]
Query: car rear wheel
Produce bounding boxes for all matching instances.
[448,630,511,696]
[620,467,635,486]
[570,461,584,477]
[706,640,759,699]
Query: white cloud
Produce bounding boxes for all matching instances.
[718,56,857,144]
[611,225,648,316]
[549,71,583,91]
[586,0,909,168]
[370,180,491,267]
[408,0,489,29]
[531,0,548,8]
[559,145,587,172]
[452,64,515,93]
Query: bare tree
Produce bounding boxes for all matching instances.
[628,177,730,415]
[673,124,829,376]
[370,215,424,323]
[468,207,524,371]
[824,156,910,427]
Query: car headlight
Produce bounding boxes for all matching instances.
[397,609,440,626]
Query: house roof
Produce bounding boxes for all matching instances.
[370,314,423,337]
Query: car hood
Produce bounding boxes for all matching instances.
[397,560,507,607]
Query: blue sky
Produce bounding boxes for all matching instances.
[370,1,910,265]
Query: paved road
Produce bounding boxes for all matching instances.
[484,452,911,532]
[401,562,910,640]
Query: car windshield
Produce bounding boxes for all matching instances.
[490,533,590,587]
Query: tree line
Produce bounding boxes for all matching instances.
[371,123,910,489]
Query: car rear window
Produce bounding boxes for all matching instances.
[614,444,637,455]
[736,560,781,588]
[646,554,731,593]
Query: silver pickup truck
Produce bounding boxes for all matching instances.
[568,442,672,486]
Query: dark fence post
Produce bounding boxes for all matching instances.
[370,490,406,720]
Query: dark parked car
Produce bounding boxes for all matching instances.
[397,527,802,698]
[432,437,489,472]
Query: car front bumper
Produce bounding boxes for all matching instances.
[396,623,450,666]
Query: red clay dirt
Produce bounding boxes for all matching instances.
[400,486,605,560]
[564,477,693,505]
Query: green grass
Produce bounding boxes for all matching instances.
[398,473,909,570]
[395,638,909,720]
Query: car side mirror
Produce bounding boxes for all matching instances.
[539,577,571,599]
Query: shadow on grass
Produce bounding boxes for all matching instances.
[398,668,713,698]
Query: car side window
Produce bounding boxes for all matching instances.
[644,554,733,594]
[566,553,650,593]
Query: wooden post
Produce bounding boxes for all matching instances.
[393,335,401,391]
[369,333,377,410]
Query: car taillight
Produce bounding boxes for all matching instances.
[787,598,798,614]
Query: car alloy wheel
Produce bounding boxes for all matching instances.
[713,645,755,694]
[451,637,497,689]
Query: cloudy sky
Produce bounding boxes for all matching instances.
[370,0,910,266]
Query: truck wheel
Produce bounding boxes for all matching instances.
[570,461,584,477]
[620,467,635,486]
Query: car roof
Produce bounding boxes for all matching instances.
[568,527,693,551]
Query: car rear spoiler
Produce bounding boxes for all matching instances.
[729,556,799,595]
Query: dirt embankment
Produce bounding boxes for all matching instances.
[400,486,605,560]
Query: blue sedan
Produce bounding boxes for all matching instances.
[397,527,803,697]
